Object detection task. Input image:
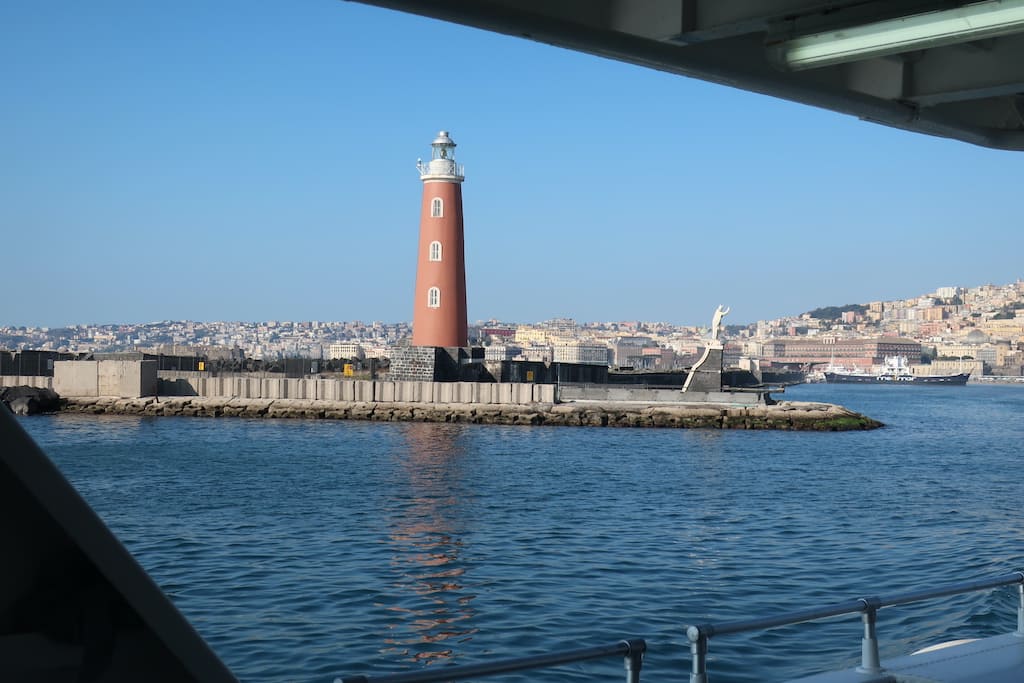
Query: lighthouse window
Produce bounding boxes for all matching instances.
[427,287,441,308]
[431,197,443,218]
[429,241,442,261]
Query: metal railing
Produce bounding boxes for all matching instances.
[338,572,1024,683]
[337,639,646,683]
[686,571,1024,683]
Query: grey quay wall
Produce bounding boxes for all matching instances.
[4,372,767,406]
[157,371,556,405]
[2,373,883,430]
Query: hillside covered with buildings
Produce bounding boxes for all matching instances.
[4,280,1024,378]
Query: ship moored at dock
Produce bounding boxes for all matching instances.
[824,356,970,385]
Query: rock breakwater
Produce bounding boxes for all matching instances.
[1,386,61,415]
[60,396,883,430]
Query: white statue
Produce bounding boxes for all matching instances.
[710,304,730,342]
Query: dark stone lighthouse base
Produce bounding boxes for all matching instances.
[389,346,489,382]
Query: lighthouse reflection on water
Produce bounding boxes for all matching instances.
[382,423,477,663]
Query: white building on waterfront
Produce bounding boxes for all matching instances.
[553,342,610,366]
[484,345,523,361]
[328,342,366,360]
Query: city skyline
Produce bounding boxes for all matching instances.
[4,1,1023,329]
[4,277,1023,378]
[3,275,1019,334]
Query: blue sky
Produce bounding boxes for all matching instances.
[3,0,1021,328]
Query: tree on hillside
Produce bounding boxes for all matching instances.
[805,303,868,320]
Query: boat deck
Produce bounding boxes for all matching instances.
[790,633,1024,682]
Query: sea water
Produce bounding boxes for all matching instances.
[19,383,1024,682]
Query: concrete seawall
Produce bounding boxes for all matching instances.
[4,371,883,430]
[0,376,54,390]
[59,395,883,430]
[156,372,556,404]
[2,373,557,404]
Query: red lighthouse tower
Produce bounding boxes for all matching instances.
[412,131,468,347]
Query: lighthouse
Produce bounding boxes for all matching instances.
[412,131,468,348]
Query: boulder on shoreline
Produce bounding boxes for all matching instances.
[57,396,883,431]
[1,386,62,415]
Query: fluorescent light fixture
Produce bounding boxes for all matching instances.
[773,0,1024,70]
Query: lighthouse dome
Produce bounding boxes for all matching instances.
[964,329,989,344]
[432,131,456,147]
[417,130,464,181]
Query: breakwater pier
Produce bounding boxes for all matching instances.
[58,394,881,430]
[3,366,883,430]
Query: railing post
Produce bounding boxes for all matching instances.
[686,626,709,683]
[622,639,645,683]
[1017,579,1024,637]
[856,598,882,674]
